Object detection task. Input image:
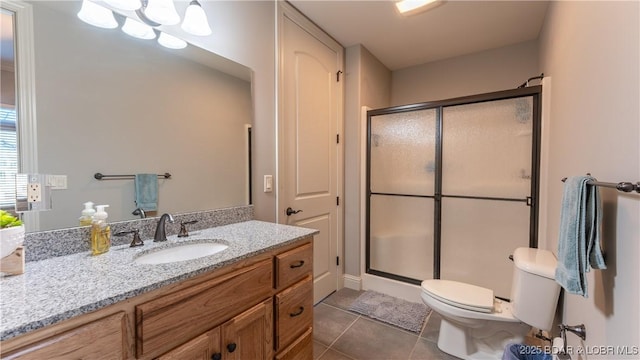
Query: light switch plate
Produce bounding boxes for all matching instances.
[46,175,68,190]
[264,175,273,193]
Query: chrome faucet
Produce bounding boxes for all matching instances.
[154,213,174,242]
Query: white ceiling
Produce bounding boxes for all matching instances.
[288,0,550,71]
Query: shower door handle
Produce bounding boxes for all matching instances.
[286,207,303,216]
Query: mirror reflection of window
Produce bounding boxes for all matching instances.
[1,1,37,230]
[0,8,18,211]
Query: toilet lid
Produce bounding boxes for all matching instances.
[421,279,494,313]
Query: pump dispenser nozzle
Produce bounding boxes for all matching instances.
[79,201,95,226]
[94,205,109,220]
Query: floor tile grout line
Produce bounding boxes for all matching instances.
[325,313,361,349]
[406,330,424,360]
[315,344,329,360]
[322,346,358,360]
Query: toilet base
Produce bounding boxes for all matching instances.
[437,317,530,359]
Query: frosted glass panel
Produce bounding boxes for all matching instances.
[440,198,530,298]
[442,97,533,198]
[370,195,434,280]
[370,109,436,196]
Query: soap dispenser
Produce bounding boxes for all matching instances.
[79,201,95,226]
[91,205,111,255]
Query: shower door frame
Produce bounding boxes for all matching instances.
[365,85,542,285]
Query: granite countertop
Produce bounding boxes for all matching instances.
[0,220,318,341]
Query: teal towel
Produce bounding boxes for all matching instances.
[555,176,606,297]
[135,174,158,211]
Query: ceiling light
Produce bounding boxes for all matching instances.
[103,0,141,11]
[157,32,187,49]
[181,1,212,36]
[122,18,156,39]
[395,0,444,16]
[144,0,180,26]
[77,0,118,29]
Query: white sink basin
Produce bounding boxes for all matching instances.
[135,242,228,265]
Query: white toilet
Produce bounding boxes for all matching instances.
[421,247,560,359]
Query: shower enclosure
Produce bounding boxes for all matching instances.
[366,86,541,299]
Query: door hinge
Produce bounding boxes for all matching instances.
[337,70,343,82]
[336,256,340,266]
[336,196,340,206]
[526,196,533,206]
[336,134,340,144]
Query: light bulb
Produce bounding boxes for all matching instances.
[122,18,156,40]
[77,0,118,29]
[181,1,212,36]
[158,32,187,49]
[104,0,141,11]
[144,0,180,26]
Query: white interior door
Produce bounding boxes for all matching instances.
[279,5,343,304]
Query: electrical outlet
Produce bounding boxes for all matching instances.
[28,183,42,202]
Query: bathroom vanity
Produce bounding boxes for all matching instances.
[0,220,317,360]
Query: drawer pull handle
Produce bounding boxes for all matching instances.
[227,343,237,353]
[290,306,305,317]
[211,353,222,360]
[290,260,305,269]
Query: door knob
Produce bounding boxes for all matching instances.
[286,207,303,216]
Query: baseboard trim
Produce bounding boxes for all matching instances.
[361,273,422,303]
[342,274,362,291]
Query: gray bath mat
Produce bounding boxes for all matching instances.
[348,290,430,333]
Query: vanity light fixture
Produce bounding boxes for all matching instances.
[181,1,212,36]
[395,0,444,16]
[157,31,187,49]
[122,17,156,40]
[77,0,118,29]
[103,0,141,11]
[142,0,180,26]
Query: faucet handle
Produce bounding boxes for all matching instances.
[178,220,198,238]
[115,229,144,247]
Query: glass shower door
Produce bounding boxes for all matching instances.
[368,109,437,281]
[440,97,534,298]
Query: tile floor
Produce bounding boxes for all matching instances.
[313,288,459,360]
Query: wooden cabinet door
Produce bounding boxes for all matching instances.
[221,298,273,360]
[275,327,312,360]
[156,327,222,360]
[275,276,313,351]
[2,312,130,360]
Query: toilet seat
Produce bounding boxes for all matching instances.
[421,279,494,313]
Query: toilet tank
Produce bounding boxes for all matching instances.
[510,247,560,331]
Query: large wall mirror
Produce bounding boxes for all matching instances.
[2,1,253,232]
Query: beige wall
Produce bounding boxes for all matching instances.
[184,1,277,222]
[344,45,391,277]
[539,1,639,351]
[391,40,539,105]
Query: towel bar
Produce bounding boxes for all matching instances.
[94,173,171,180]
[561,177,640,193]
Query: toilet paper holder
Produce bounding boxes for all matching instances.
[557,324,586,359]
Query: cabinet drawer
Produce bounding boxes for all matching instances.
[3,312,130,360]
[136,259,273,359]
[275,242,312,290]
[275,327,312,360]
[275,276,313,351]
